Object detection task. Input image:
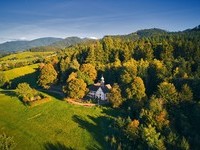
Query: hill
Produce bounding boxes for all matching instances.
[107,28,167,40]
[0,37,63,53]
[51,36,86,49]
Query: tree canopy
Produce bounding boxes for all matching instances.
[38,63,58,89]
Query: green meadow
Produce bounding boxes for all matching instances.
[0,90,115,150]
[4,64,39,88]
[0,51,54,64]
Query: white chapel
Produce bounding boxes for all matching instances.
[87,76,111,101]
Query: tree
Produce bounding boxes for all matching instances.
[126,119,140,141]
[179,137,190,150]
[38,63,58,89]
[80,63,97,81]
[85,45,95,65]
[140,96,169,131]
[147,59,168,95]
[157,82,179,104]
[108,83,123,108]
[69,58,80,71]
[64,78,87,99]
[59,57,71,82]
[141,124,166,150]
[179,84,193,102]
[0,72,8,88]
[120,59,138,85]
[126,76,146,101]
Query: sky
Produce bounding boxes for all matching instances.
[0,0,200,43]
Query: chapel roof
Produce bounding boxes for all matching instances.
[89,83,111,93]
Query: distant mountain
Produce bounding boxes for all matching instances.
[184,25,200,32]
[192,25,200,31]
[108,28,167,40]
[51,36,86,49]
[136,28,167,37]
[0,37,63,53]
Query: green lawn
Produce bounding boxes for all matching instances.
[0,90,114,150]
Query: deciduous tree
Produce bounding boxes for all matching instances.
[157,82,179,104]
[80,63,97,81]
[64,78,87,99]
[38,63,58,89]
[108,83,123,108]
[126,76,146,101]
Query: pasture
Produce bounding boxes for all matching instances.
[0,51,55,64]
[4,64,39,88]
[0,91,115,150]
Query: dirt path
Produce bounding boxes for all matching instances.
[66,98,96,107]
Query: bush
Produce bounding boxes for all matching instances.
[15,82,47,103]
[0,133,16,150]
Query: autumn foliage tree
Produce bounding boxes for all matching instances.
[157,82,179,104]
[108,83,123,108]
[38,63,57,89]
[80,63,97,81]
[63,76,87,99]
[126,76,146,101]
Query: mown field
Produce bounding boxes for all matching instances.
[4,64,38,81]
[4,64,39,88]
[0,90,114,150]
[0,51,55,64]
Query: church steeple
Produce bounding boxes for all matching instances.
[101,75,105,86]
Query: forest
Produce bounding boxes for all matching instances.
[1,28,200,149]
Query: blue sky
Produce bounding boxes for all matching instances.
[0,0,199,43]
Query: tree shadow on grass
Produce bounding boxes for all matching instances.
[0,90,16,97]
[44,142,75,150]
[10,70,39,89]
[38,89,65,101]
[72,114,118,150]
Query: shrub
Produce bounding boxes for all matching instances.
[0,132,16,150]
[15,82,47,103]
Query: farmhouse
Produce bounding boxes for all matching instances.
[87,76,111,101]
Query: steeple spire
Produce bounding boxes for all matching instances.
[101,75,105,86]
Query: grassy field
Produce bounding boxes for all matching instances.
[4,64,39,88]
[0,90,115,150]
[4,64,39,81]
[0,51,55,64]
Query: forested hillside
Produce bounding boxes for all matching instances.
[48,27,200,149]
